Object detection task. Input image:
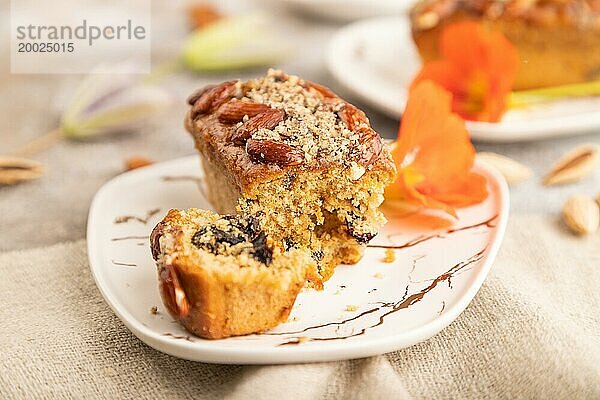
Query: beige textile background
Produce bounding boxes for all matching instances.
[1,1,599,398]
[1,216,599,399]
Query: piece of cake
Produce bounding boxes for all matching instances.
[150,209,315,339]
[184,70,396,286]
[410,0,600,90]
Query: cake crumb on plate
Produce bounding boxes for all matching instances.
[383,248,396,263]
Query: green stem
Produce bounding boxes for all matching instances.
[9,59,181,157]
[509,81,600,108]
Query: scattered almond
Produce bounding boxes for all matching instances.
[345,305,358,312]
[476,152,532,184]
[0,156,45,185]
[562,195,600,235]
[125,156,154,171]
[188,3,222,30]
[165,265,190,318]
[415,11,440,30]
[383,249,396,263]
[543,144,599,186]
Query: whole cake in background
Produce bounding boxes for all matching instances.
[410,0,600,89]
[185,69,396,287]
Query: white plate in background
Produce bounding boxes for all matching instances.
[262,0,417,21]
[87,156,508,364]
[327,16,600,142]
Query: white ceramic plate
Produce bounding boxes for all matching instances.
[262,0,417,21]
[88,155,508,364]
[327,16,600,142]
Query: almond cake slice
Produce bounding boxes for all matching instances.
[185,70,396,287]
[150,208,315,339]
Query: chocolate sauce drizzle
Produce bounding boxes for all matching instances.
[111,260,137,267]
[264,287,412,337]
[273,248,486,344]
[114,208,160,225]
[111,235,149,242]
[161,175,203,184]
[156,215,494,346]
[368,214,498,250]
[161,175,207,199]
[158,249,485,346]
[162,333,195,342]
[408,255,425,283]
[278,337,310,346]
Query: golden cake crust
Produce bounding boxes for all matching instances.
[411,0,600,89]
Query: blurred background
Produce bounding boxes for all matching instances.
[1,0,599,250]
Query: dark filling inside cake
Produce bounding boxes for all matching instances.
[191,215,273,264]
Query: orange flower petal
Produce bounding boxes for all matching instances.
[387,80,487,216]
[396,170,459,217]
[411,21,519,122]
[411,60,465,95]
[417,172,488,207]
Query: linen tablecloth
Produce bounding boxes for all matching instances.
[1,216,599,399]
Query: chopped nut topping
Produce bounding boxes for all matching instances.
[238,69,379,167]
